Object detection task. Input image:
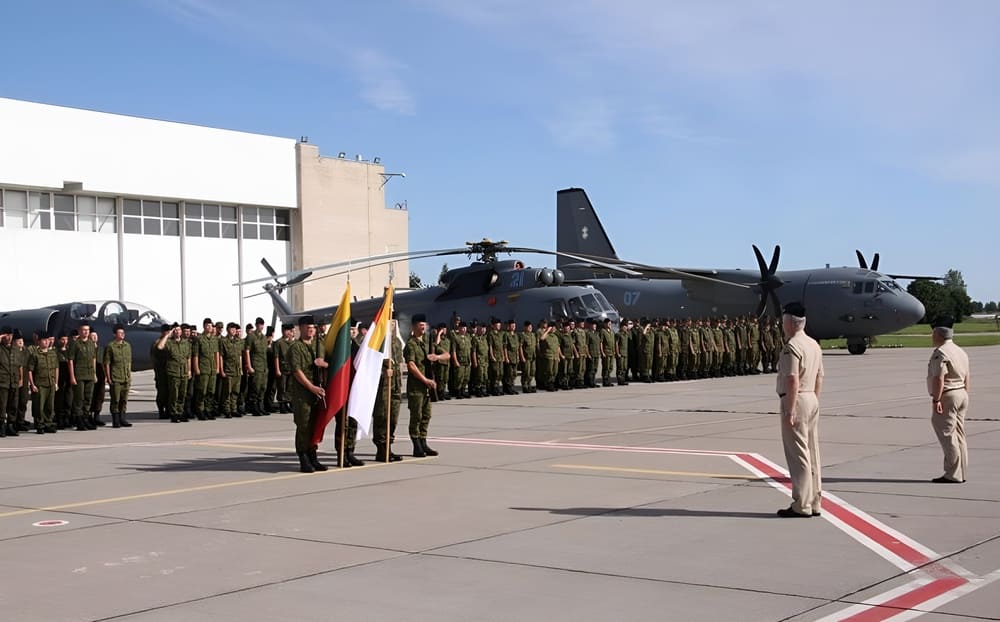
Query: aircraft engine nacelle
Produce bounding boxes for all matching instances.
[536,268,554,286]
[552,269,565,286]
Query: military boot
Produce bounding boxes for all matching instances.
[421,439,439,457]
[345,450,364,467]
[297,452,315,473]
[111,412,121,428]
[93,413,105,427]
[307,448,328,471]
[411,438,426,457]
[119,412,132,428]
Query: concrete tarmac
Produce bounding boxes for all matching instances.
[1,346,998,621]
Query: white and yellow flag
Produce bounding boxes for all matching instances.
[346,286,393,439]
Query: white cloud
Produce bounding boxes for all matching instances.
[426,0,1000,184]
[150,0,417,116]
[545,98,617,152]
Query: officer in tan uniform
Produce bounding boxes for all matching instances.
[775,302,824,518]
[926,316,971,483]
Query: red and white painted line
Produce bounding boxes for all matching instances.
[434,436,998,621]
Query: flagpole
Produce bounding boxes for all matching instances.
[385,278,394,463]
[341,267,350,469]
[384,369,391,463]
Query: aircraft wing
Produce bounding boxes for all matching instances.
[560,255,752,289]
[885,273,943,281]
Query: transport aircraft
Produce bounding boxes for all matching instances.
[555,188,929,354]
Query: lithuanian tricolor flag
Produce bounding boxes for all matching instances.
[311,283,351,446]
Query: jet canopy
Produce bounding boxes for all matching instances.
[78,300,170,327]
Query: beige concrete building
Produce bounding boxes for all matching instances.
[293,143,408,311]
[0,96,407,326]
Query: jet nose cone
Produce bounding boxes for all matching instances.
[897,295,925,327]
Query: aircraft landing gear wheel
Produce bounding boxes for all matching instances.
[847,340,867,355]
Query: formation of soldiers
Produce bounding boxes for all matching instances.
[0,312,783,445]
[427,314,783,397]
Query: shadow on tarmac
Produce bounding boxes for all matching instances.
[510,507,776,519]
[125,453,297,474]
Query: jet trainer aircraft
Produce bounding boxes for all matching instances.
[555,188,928,354]
[0,300,170,369]
[243,240,623,337]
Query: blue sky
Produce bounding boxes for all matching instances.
[3,1,998,301]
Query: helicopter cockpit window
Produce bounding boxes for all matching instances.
[864,281,875,294]
[550,300,569,319]
[567,298,587,319]
[875,281,890,294]
[882,280,902,291]
[852,282,863,295]
[581,294,603,314]
[592,292,615,312]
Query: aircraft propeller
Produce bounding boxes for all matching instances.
[855,250,880,271]
[752,244,784,317]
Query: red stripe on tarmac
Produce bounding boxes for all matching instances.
[736,453,934,568]
[839,576,968,622]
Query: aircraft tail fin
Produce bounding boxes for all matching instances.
[556,188,619,271]
[263,284,294,321]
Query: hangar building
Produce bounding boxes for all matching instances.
[0,96,408,326]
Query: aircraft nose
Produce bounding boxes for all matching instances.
[896,294,925,327]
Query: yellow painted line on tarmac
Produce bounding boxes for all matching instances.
[552,463,759,481]
[562,414,769,442]
[0,471,316,519]
[0,456,436,520]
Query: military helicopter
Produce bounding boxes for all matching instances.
[0,300,170,369]
[240,240,626,335]
[555,188,931,354]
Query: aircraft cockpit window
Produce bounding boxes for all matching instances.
[69,302,98,320]
[875,282,890,294]
[581,294,603,314]
[882,280,902,291]
[567,298,586,318]
[592,292,615,312]
[98,301,129,324]
[864,282,875,294]
[852,282,863,294]
[550,300,569,319]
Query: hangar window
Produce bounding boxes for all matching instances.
[28,192,52,230]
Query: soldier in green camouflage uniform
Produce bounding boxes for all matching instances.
[519,321,537,393]
[288,315,329,473]
[747,314,761,374]
[12,334,29,432]
[218,323,244,418]
[653,319,668,381]
[470,323,489,397]
[272,324,295,412]
[27,332,58,433]
[638,319,654,381]
[103,324,133,428]
[500,320,519,394]
[615,321,630,385]
[405,314,444,457]
[243,318,269,416]
[1,326,23,436]
[537,320,561,391]
[373,320,404,461]
[192,318,220,420]
[432,324,452,400]
[157,323,191,423]
[556,321,576,390]
[449,322,472,398]
[68,323,98,431]
[665,319,680,380]
[575,320,591,388]
[486,318,504,396]
[599,319,615,386]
